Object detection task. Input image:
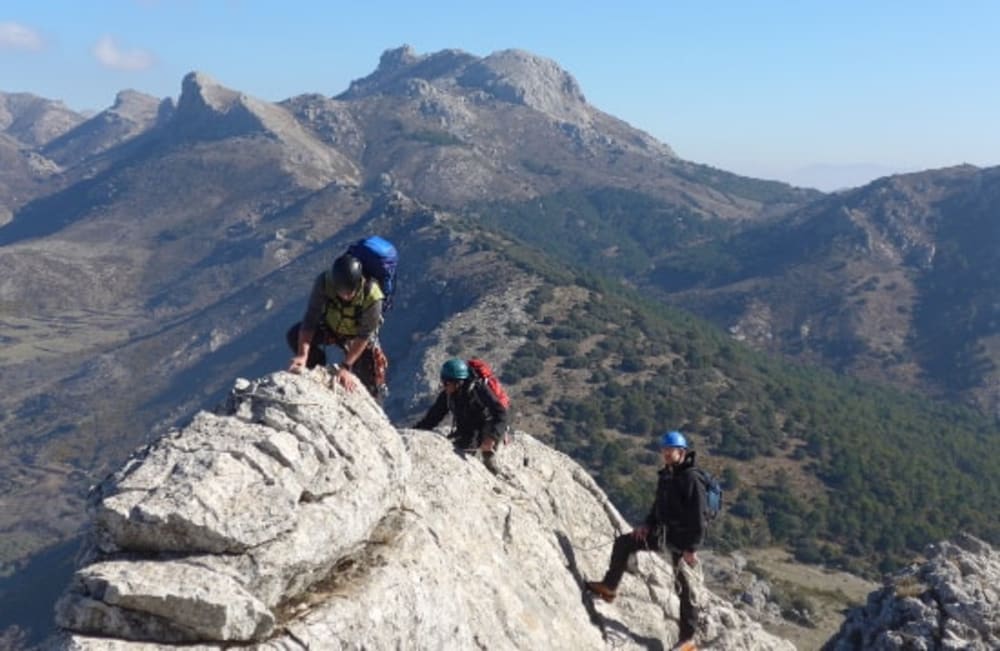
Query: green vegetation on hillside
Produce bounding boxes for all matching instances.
[914,193,1000,391]
[669,161,822,205]
[472,225,1000,577]
[470,187,732,279]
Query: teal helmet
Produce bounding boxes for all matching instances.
[440,358,470,381]
[659,430,688,449]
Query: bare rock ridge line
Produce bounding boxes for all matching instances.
[338,45,591,124]
[51,368,792,649]
[824,533,1000,650]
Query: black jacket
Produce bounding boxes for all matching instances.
[644,450,706,552]
[414,378,508,447]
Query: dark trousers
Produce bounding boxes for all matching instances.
[286,322,379,398]
[601,531,698,641]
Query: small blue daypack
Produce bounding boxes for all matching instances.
[347,236,398,312]
[693,468,723,522]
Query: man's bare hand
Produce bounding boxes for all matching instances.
[336,366,357,391]
[288,355,307,373]
[632,526,650,542]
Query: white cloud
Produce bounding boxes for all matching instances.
[92,35,155,71]
[0,21,44,50]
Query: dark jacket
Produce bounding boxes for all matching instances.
[414,378,508,448]
[645,450,706,552]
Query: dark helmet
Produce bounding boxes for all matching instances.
[659,430,688,449]
[440,358,470,381]
[330,254,363,295]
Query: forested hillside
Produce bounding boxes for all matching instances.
[465,225,1000,576]
[473,169,1000,419]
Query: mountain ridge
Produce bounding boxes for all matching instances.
[1,43,998,645]
[50,367,795,650]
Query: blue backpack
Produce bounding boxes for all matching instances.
[693,468,723,522]
[347,236,398,312]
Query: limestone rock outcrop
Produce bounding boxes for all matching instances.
[171,72,359,186]
[824,534,1000,650]
[0,91,84,148]
[51,369,792,649]
[41,90,166,166]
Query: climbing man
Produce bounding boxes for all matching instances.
[585,430,706,651]
[413,358,509,475]
[286,253,388,398]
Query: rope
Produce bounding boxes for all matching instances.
[237,390,326,408]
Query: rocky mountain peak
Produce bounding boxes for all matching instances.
[173,70,307,141]
[170,71,357,185]
[0,91,84,147]
[340,45,590,123]
[824,533,1000,650]
[377,43,420,71]
[458,48,588,118]
[50,369,793,650]
[39,89,166,166]
[176,71,244,117]
[108,89,162,121]
[338,45,478,100]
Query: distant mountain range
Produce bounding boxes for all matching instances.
[1,44,998,641]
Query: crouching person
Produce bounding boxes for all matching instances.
[286,253,387,399]
[414,358,508,475]
[585,430,706,651]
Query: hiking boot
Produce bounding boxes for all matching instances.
[482,451,500,475]
[584,581,617,603]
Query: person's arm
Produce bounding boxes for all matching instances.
[333,295,384,389]
[289,274,327,371]
[632,502,657,542]
[414,392,449,431]
[644,470,666,528]
[686,470,707,552]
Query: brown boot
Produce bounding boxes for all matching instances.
[584,581,617,603]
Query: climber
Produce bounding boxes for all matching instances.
[286,253,388,399]
[585,430,706,651]
[413,358,509,475]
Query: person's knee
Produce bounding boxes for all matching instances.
[286,323,301,351]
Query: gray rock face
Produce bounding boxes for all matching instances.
[458,48,589,122]
[341,45,589,124]
[0,91,84,147]
[56,369,407,643]
[339,45,479,100]
[824,534,1000,650]
[41,90,164,165]
[171,71,358,187]
[53,369,793,650]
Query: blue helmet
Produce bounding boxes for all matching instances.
[440,358,470,381]
[659,430,688,449]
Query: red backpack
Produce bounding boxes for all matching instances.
[467,358,512,444]
[467,358,511,409]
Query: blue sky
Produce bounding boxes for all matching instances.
[2,1,998,190]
